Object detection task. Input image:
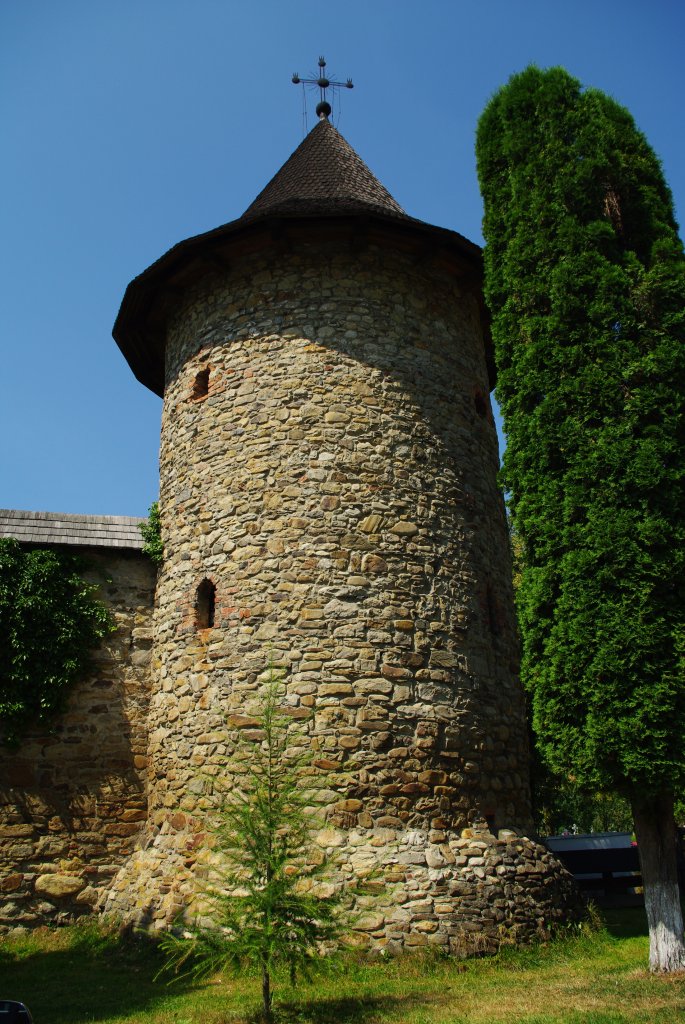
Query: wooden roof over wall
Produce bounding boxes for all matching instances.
[0,509,145,550]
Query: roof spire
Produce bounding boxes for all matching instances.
[292,56,353,120]
[240,115,406,221]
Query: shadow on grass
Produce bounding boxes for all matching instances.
[601,901,685,943]
[274,992,421,1024]
[0,934,200,1024]
[0,932,420,1024]
[601,905,649,940]
[600,902,685,943]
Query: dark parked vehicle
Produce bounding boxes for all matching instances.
[0,1002,33,1024]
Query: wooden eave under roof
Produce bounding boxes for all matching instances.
[113,209,490,398]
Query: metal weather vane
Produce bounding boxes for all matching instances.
[292,56,353,120]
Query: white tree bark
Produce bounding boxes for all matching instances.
[632,793,685,973]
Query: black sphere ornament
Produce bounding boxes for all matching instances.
[316,100,332,119]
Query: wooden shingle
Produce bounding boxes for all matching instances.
[0,509,146,550]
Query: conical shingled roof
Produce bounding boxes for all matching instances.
[114,116,488,397]
[241,116,406,221]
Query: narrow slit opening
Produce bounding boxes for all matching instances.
[473,389,488,418]
[192,367,210,401]
[196,578,216,629]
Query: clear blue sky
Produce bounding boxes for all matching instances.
[2,0,683,517]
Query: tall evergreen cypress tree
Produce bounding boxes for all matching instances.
[477,66,685,972]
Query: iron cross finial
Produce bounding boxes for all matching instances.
[292,56,353,120]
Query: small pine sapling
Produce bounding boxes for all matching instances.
[158,666,342,1022]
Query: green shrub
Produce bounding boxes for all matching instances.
[0,538,113,744]
[140,501,163,566]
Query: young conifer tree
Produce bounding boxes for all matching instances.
[476,66,685,972]
[158,667,341,1022]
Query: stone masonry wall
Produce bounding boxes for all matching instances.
[101,237,584,945]
[157,240,526,831]
[0,550,155,930]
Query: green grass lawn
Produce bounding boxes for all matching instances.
[1,908,684,1024]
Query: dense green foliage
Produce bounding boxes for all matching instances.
[0,538,113,744]
[140,501,163,566]
[531,751,633,837]
[511,521,653,835]
[159,669,341,1022]
[476,66,685,802]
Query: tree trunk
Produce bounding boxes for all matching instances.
[261,960,272,1023]
[631,792,685,972]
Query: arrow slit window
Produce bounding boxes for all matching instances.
[196,578,216,629]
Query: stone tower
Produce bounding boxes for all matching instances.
[107,115,577,948]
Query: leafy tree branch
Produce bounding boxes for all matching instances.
[0,538,113,745]
[140,501,163,566]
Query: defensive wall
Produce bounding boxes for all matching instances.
[0,512,155,929]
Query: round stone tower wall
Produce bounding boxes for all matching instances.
[104,237,580,944]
